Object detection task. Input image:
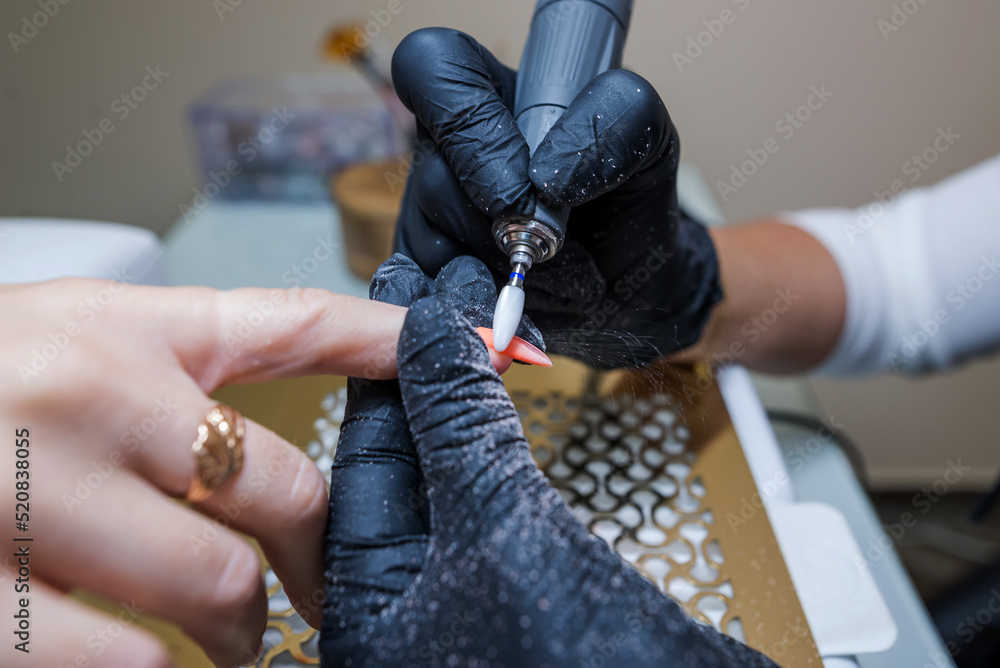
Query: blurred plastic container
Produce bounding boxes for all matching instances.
[188,72,408,202]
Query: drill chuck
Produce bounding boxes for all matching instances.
[491,0,634,351]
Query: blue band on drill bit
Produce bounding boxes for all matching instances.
[510,272,525,281]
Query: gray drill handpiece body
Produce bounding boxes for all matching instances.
[492,0,634,352]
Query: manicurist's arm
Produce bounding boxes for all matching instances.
[680,153,1000,376]
[671,220,846,374]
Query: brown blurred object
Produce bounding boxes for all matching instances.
[324,23,362,61]
[324,23,392,89]
[330,159,404,281]
[322,21,415,139]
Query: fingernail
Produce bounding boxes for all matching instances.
[476,327,552,367]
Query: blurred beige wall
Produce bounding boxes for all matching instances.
[2,0,998,488]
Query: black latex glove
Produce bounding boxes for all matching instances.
[391,28,722,367]
[321,258,775,667]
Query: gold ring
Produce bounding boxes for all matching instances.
[186,404,245,503]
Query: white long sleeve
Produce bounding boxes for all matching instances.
[782,153,1000,376]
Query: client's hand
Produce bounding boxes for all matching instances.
[0,279,409,667]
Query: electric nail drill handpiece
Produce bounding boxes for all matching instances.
[491,0,635,352]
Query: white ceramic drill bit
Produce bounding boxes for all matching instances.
[492,270,526,353]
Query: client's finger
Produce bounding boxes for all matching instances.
[83,384,330,630]
[107,283,408,389]
[34,457,266,667]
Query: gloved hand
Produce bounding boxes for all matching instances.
[321,256,775,667]
[391,28,722,367]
